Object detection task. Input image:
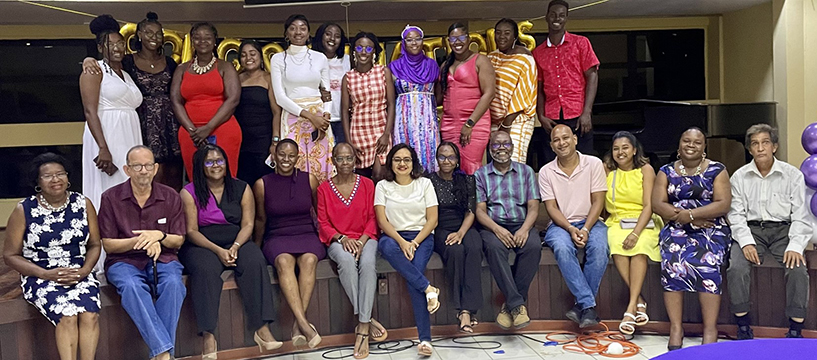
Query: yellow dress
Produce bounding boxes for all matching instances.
[604,168,661,261]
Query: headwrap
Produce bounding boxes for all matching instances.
[388,24,439,85]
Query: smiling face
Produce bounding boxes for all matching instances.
[677,129,706,162]
[240,43,262,71]
[203,150,226,181]
[354,37,375,66]
[546,4,568,33]
[494,22,516,52]
[275,142,299,174]
[448,27,469,55]
[322,24,342,55]
[332,144,356,176]
[436,144,459,174]
[37,163,69,198]
[611,137,636,169]
[550,125,577,159]
[287,19,309,46]
[138,22,163,52]
[489,132,514,164]
[192,27,216,57]
[391,148,414,177]
[748,131,778,163]
[403,29,423,56]
[101,32,126,62]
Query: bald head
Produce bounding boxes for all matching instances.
[549,124,578,159]
[550,124,573,141]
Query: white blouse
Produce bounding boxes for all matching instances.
[270,45,332,115]
[374,177,438,232]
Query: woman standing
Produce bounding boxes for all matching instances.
[428,142,482,333]
[313,22,350,144]
[438,23,496,175]
[389,25,440,174]
[179,145,281,359]
[317,143,387,359]
[488,18,537,164]
[270,14,335,183]
[603,131,661,335]
[236,40,282,185]
[341,32,395,180]
[375,144,441,357]
[652,127,731,350]
[83,12,183,190]
[3,153,101,360]
[254,139,323,348]
[171,22,242,181]
[80,14,143,213]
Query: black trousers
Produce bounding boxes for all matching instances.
[481,223,542,310]
[541,116,595,164]
[434,226,483,313]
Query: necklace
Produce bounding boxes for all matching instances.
[191,55,217,74]
[38,193,70,212]
[678,160,702,176]
[286,49,308,66]
[138,52,163,69]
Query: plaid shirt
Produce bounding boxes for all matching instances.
[475,161,540,224]
[532,32,600,119]
[346,65,390,168]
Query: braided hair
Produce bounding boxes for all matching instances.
[349,31,382,69]
[436,141,470,214]
[89,14,121,73]
[133,12,162,52]
[440,22,468,94]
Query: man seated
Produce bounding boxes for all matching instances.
[727,124,810,339]
[98,145,187,360]
[475,131,542,330]
[539,124,608,328]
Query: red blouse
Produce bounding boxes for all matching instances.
[317,175,379,245]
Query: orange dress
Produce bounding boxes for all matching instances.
[179,68,242,179]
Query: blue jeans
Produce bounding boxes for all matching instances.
[331,121,346,143]
[106,261,187,358]
[378,231,434,341]
[544,220,609,310]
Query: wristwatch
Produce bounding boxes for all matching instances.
[464,119,476,128]
[272,136,280,142]
[158,231,167,242]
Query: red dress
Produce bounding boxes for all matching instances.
[179,68,242,179]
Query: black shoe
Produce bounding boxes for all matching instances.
[565,304,581,324]
[737,325,754,340]
[578,307,600,328]
[667,345,682,351]
[785,329,803,338]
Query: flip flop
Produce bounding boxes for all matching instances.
[418,341,433,357]
[635,303,649,326]
[619,312,637,335]
[426,286,440,314]
[369,318,388,342]
[353,324,370,359]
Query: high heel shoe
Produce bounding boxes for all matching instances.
[307,323,322,349]
[291,323,307,347]
[255,331,284,352]
[202,339,218,360]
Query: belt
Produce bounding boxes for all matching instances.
[747,220,789,228]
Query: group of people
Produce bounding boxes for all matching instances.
[2,1,812,360]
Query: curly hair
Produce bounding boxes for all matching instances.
[383,144,425,181]
[30,153,70,187]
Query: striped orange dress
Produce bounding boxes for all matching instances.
[347,65,390,169]
[488,51,538,163]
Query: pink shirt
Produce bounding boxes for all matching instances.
[538,153,607,223]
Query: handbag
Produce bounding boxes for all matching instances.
[612,170,655,229]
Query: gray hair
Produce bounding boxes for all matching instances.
[125,145,154,163]
[744,124,778,150]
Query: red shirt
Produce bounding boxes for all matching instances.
[98,181,186,271]
[317,175,379,245]
[532,32,600,119]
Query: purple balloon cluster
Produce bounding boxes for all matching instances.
[800,122,817,215]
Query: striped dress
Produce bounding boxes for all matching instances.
[347,65,391,168]
[488,51,538,163]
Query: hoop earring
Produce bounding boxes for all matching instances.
[67,182,72,189]
[676,152,680,160]
[702,152,707,159]
[34,186,42,193]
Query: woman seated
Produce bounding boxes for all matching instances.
[428,142,482,333]
[375,144,440,357]
[603,131,661,335]
[3,153,101,360]
[317,143,388,359]
[254,139,323,348]
[179,144,281,359]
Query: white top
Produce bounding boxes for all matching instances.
[727,158,811,253]
[270,45,332,115]
[327,55,351,122]
[374,177,438,232]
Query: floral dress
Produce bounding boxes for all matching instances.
[20,192,101,325]
[393,78,439,173]
[659,161,731,294]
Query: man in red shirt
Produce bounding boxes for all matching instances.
[533,0,600,163]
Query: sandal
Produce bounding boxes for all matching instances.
[457,310,474,333]
[291,323,307,347]
[619,313,637,335]
[418,341,433,357]
[369,318,388,342]
[307,323,322,349]
[471,316,479,328]
[426,286,440,314]
[353,325,370,359]
[635,303,649,326]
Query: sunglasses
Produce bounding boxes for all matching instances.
[490,142,513,150]
[448,35,469,44]
[436,155,458,163]
[204,159,225,167]
[355,45,374,54]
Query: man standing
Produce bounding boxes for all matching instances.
[98,145,187,360]
[727,124,810,339]
[476,131,542,330]
[533,0,600,162]
[539,124,608,328]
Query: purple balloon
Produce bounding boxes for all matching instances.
[802,123,817,155]
[801,155,817,190]
[811,192,817,217]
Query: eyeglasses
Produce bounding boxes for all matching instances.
[355,45,374,54]
[448,35,469,44]
[40,172,68,181]
[128,163,156,171]
[404,37,423,44]
[490,142,513,150]
[436,155,458,163]
[204,159,225,167]
[334,156,355,164]
[140,30,163,40]
[107,40,126,50]
[392,157,412,164]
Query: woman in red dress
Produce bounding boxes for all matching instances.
[171,22,242,179]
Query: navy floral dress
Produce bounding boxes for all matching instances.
[659,161,731,294]
[20,192,101,325]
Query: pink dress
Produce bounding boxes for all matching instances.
[441,55,491,175]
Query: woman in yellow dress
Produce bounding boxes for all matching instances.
[604,131,661,335]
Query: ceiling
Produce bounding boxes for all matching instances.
[0,0,772,25]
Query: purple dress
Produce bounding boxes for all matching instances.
[659,161,731,294]
[261,171,326,262]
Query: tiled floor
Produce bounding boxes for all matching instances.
[260,334,729,360]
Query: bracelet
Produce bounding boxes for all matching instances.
[581,227,589,233]
[629,232,640,238]
[232,241,241,248]
[272,136,280,142]
[337,235,346,244]
[499,122,513,129]
[688,209,695,221]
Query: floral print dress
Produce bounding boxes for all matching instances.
[20,192,101,325]
[659,161,731,294]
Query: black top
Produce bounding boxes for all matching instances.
[427,172,476,232]
[121,54,178,97]
[235,86,274,154]
[197,178,248,248]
